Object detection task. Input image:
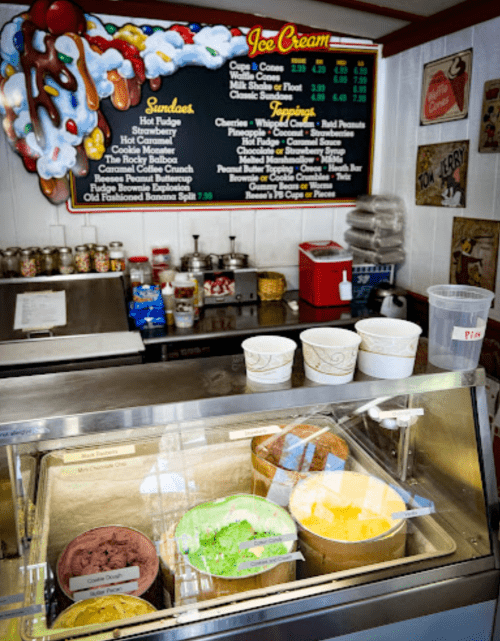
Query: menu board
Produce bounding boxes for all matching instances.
[69,46,377,211]
[0,5,377,210]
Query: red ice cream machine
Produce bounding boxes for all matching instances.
[299,241,353,307]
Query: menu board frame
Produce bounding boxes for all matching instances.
[66,20,378,212]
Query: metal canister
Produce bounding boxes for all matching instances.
[20,248,37,277]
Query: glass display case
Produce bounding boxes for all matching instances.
[0,352,499,641]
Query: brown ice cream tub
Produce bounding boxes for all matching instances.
[251,424,349,500]
[56,525,160,604]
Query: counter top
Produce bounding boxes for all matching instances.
[0,340,484,446]
[140,291,371,345]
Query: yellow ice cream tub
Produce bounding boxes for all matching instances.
[289,470,407,576]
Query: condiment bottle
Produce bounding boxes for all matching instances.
[173,272,195,328]
[75,245,91,273]
[162,281,175,326]
[109,241,126,272]
[58,247,74,274]
[3,248,19,278]
[188,272,203,320]
[94,245,110,273]
[20,248,37,277]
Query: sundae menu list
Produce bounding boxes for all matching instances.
[0,3,377,210]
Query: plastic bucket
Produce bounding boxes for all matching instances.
[427,285,494,370]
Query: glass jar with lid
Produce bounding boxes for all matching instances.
[151,247,171,284]
[75,245,91,273]
[29,247,42,275]
[20,248,37,277]
[3,249,19,278]
[58,247,74,274]
[128,256,152,289]
[41,247,57,275]
[94,245,110,273]
[109,241,126,272]
[86,243,96,270]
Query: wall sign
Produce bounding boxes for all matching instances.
[450,217,500,291]
[0,3,377,211]
[479,79,500,152]
[420,49,472,126]
[415,140,469,208]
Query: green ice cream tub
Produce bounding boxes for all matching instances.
[172,494,297,602]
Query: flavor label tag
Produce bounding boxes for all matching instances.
[0,594,24,606]
[69,566,140,591]
[63,444,136,463]
[239,532,297,549]
[0,604,43,622]
[73,581,139,601]
[238,551,304,570]
[452,319,486,341]
[229,425,281,440]
[392,506,435,520]
[0,425,48,446]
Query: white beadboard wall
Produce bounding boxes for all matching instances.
[379,17,500,323]
[1,3,499,322]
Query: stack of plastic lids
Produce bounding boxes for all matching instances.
[344,195,406,264]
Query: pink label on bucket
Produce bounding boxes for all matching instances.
[451,322,486,341]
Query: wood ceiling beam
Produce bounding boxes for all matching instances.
[305,0,425,24]
[379,0,500,57]
[2,0,342,36]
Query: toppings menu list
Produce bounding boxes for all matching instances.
[70,49,376,210]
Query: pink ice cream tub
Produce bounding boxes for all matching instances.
[56,525,159,603]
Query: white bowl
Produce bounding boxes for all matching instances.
[354,318,422,379]
[300,327,361,385]
[242,335,297,384]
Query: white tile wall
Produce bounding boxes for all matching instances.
[1,3,500,323]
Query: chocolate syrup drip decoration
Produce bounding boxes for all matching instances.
[21,20,78,144]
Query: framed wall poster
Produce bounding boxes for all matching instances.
[450,217,500,291]
[420,49,472,126]
[415,140,469,208]
[479,79,500,152]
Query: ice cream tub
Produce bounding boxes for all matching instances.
[251,424,349,507]
[289,471,407,577]
[51,594,157,630]
[56,525,160,604]
[161,494,297,604]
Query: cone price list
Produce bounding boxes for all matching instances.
[71,49,376,211]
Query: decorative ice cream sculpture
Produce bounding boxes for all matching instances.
[0,0,248,204]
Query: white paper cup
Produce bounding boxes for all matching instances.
[242,335,297,384]
[300,327,361,385]
[355,318,422,379]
